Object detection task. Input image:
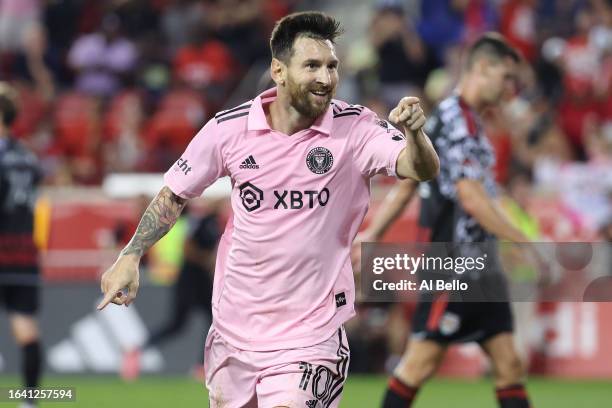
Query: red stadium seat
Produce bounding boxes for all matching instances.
[11,83,49,139]
[53,92,100,157]
[102,89,144,142]
[144,88,208,155]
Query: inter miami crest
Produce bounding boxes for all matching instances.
[306,147,333,174]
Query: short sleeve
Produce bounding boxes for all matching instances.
[351,108,406,178]
[435,118,487,198]
[163,118,227,199]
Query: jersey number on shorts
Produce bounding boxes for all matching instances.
[298,361,335,402]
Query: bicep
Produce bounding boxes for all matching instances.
[456,178,483,196]
[456,178,488,212]
[395,147,415,180]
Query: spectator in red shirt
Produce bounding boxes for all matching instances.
[500,0,537,62]
[556,6,609,159]
[172,26,236,103]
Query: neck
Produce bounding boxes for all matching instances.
[267,91,317,136]
[457,75,485,113]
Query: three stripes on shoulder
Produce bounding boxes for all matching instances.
[332,103,364,118]
[214,102,365,124]
[215,102,252,124]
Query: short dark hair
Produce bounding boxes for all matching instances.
[270,12,343,62]
[466,33,520,68]
[0,83,18,127]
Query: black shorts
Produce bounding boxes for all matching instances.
[0,284,39,315]
[411,294,513,344]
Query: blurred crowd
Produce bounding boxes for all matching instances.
[340,0,612,238]
[0,0,611,235]
[340,0,612,373]
[0,0,300,184]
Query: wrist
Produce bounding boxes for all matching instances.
[119,250,142,262]
[414,127,426,140]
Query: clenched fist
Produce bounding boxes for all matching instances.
[388,96,426,137]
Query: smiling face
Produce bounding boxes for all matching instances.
[275,35,339,119]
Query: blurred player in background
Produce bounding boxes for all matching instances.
[0,83,43,408]
[355,34,535,408]
[98,11,439,407]
[121,203,221,381]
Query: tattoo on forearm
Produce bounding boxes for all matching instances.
[121,187,187,257]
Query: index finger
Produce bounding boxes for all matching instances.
[97,290,117,310]
[399,96,420,106]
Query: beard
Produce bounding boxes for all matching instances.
[286,77,334,119]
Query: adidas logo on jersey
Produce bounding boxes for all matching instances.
[240,155,259,169]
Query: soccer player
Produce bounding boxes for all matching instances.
[0,83,43,408]
[356,34,534,408]
[98,11,439,407]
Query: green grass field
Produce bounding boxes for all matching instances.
[1,375,611,407]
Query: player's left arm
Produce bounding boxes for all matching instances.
[456,179,529,243]
[389,97,440,181]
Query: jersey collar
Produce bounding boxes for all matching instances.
[247,87,334,136]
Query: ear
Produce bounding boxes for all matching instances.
[270,58,287,87]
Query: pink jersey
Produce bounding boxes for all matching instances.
[164,87,406,351]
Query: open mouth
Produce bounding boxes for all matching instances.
[310,90,329,100]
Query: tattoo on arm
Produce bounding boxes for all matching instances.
[121,186,187,257]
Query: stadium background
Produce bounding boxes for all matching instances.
[0,0,611,406]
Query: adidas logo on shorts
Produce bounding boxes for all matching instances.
[239,155,259,169]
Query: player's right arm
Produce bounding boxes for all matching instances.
[97,186,187,310]
[121,187,187,258]
[456,179,529,243]
[97,116,227,310]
